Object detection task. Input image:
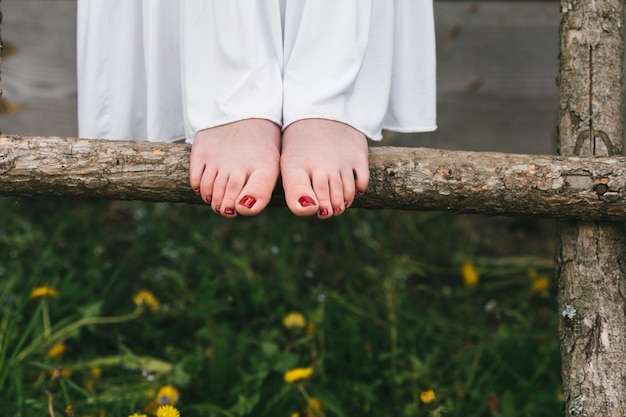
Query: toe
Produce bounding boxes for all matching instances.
[282,167,319,216]
[236,170,278,216]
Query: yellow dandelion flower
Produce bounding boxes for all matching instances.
[155,404,180,417]
[157,385,180,405]
[291,413,301,417]
[420,389,437,404]
[305,397,324,417]
[461,261,479,287]
[283,312,306,329]
[531,276,550,294]
[48,343,66,359]
[284,367,314,383]
[90,366,102,378]
[129,414,147,417]
[133,290,160,313]
[30,286,59,299]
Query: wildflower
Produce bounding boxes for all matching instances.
[90,366,102,378]
[155,404,180,417]
[283,312,306,330]
[157,385,180,405]
[128,414,147,417]
[291,413,301,417]
[420,389,437,404]
[30,286,58,299]
[461,261,479,287]
[48,343,66,359]
[531,276,550,294]
[305,397,324,417]
[284,367,314,383]
[133,290,160,313]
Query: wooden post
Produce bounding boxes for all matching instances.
[557,0,626,415]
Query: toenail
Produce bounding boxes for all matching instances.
[356,191,364,197]
[205,196,212,204]
[319,208,329,216]
[298,196,316,207]
[239,195,257,209]
[333,207,342,214]
[224,208,235,215]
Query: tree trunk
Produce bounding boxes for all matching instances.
[557,0,626,416]
[3,134,626,220]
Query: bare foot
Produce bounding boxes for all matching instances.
[280,119,369,219]
[189,119,281,217]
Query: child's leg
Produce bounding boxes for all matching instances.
[281,1,437,219]
[183,2,284,217]
[280,1,380,218]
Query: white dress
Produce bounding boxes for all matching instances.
[77,0,436,142]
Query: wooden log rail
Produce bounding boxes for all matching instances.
[1,134,626,221]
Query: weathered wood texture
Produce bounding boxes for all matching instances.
[2,134,626,221]
[557,0,626,416]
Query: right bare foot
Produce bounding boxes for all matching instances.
[280,118,370,219]
[189,119,281,217]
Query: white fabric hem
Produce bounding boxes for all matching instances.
[190,115,282,142]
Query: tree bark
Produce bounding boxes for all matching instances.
[2,134,626,220]
[557,0,626,416]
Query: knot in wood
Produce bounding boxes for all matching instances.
[594,183,609,196]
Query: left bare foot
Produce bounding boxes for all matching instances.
[280,119,369,219]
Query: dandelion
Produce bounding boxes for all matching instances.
[157,385,180,405]
[531,276,550,294]
[133,290,160,313]
[284,367,314,383]
[129,414,147,417]
[90,366,102,378]
[420,389,437,404]
[283,312,307,330]
[30,286,58,299]
[291,413,301,417]
[461,261,479,287]
[47,343,66,359]
[155,404,180,417]
[305,397,324,417]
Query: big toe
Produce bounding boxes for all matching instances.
[281,167,319,216]
[235,170,278,216]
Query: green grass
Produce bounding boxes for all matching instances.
[0,197,561,417]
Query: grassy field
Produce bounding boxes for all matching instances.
[0,197,561,417]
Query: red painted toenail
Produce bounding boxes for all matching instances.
[224,208,235,215]
[333,207,342,214]
[194,188,201,194]
[319,208,329,216]
[356,191,364,197]
[239,195,257,209]
[205,196,212,204]
[298,196,316,207]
